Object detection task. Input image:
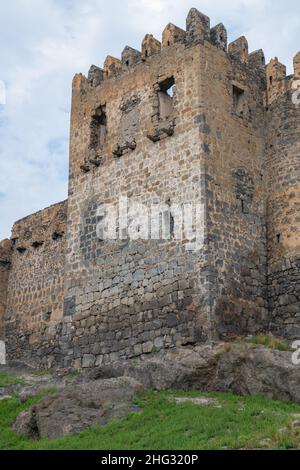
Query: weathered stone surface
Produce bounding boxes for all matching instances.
[210,23,227,51]
[186,8,210,43]
[266,63,300,336]
[13,409,39,439]
[88,65,104,87]
[13,377,143,439]
[3,201,67,365]
[141,34,161,61]
[1,7,299,369]
[162,23,186,48]
[0,340,6,365]
[0,363,74,402]
[89,344,300,404]
[0,240,12,337]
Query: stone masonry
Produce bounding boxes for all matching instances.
[0,8,299,369]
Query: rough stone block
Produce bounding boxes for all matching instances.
[186,8,210,44]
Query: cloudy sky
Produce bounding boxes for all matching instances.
[0,0,299,239]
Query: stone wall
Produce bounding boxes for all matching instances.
[266,60,300,339]
[63,32,212,369]
[59,9,272,368]
[201,41,268,338]
[4,201,67,365]
[0,240,12,338]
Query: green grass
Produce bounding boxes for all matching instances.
[0,387,58,450]
[27,370,51,378]
[245,335,292,352]
[0,372,26,389]
[1,388,300,450]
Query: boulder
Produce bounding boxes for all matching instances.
[13,409,39,439]
[13,376,143,439]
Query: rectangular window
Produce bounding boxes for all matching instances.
[90,105,107,151]
[232,85,245,116]
[158,77,175,119]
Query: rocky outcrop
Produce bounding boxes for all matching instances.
[13,377,143,439]
[91,343,300,403]
[0,363,73,402]
[12,343,300,440]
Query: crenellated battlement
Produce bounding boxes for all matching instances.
[11,200,67,253]
[83,8,274,89]
[162,23,186,48]
[82,5,299,105]
[210,23,227,52]
[265,54,300,105]
[141,34,161,61]
[228,36,248,63]
[249,49,265,70]
[70,7,300,179]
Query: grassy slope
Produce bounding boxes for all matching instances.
[1,372,300,450]
[0,372,26,388]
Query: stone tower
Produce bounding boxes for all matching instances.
[0,8,299,369]
[266,57,300,338]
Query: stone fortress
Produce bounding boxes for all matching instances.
[0,7,299,369]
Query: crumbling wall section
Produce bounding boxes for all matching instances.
[0,239,12,338]
[4,201,67,366]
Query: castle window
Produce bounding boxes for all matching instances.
[158,77,175,119]
[165,198,175,239]
[90,105,107,151]
[232,85,245,116]
[276,234,281,244]
[241,200,249,214]
[170,212,175,238]
[269,76,273,85]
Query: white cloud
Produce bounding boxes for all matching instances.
[0,0,299,239]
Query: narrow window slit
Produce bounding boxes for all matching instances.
[232,85,245,116]
[90,105,107,151]
[158,77,175,119]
